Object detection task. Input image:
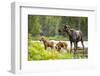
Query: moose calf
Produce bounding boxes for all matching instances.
[40,37,54,50]
[55,41,68,52]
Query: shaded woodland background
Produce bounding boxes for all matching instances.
[28,15,88,41]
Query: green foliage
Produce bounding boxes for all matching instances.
[28,41,87,61]
[28,33,33,46]
[28,15,41,36]
[30,35,68,41]
[28,15,88,41]
[28,41,73,61]
[28,37,87,60]
[48,35,68,41]
[28,15,88,61]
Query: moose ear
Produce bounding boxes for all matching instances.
[66,25,70,28]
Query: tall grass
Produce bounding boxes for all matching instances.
[28,34,87,61]
[28,42,74,61]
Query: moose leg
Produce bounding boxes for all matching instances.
[81,39,84,50]
[81,39,85,55]
[44,45,47,50]
[70,41,72,53]
[74,42,77,58]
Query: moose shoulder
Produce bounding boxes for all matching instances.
[69,29,83,42]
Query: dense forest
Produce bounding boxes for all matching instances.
[28,15,88,41]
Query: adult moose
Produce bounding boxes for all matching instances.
[59,25,85,56]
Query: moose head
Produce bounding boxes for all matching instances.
[63,25,71,32]
[58,25,70,32]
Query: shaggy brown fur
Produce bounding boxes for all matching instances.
[55,41,68,52]
[40,37,54,50]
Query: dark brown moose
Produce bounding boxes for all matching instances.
[59,25,85,55]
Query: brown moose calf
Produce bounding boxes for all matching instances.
[55,41,68,52]
[40,37,54,50]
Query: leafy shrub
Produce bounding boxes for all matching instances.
[28,34,87,61]
[28,33,33,46]
[28,41,74,61]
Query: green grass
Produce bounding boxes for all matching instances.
[28,34,88,61]
[31,35,68,41]
[28,41,87,61]
[48,35,68,41]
